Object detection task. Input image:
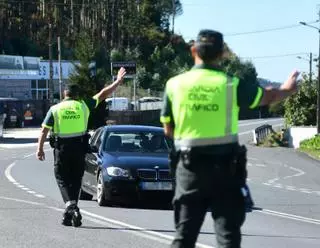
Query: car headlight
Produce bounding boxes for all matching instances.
[106,166,130,177]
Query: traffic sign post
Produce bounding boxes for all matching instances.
[111,61,137,110]
[111,61,136,79]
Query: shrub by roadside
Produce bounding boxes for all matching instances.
[299,135,320,159]
[257,130,288,147]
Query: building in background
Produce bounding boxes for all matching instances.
[0,55,78,100]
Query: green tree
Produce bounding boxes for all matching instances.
[69,31,105,98]
[221,54,257,85]
[284,74,317,126]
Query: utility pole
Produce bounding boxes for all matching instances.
[48,0,54,105]
[172,0,175,34]
[297,52,316,83]
[309,52,313,83]
[133,78,136,111]
[299,10,320,134]
[317,8,320,134]
[58,36,63,101]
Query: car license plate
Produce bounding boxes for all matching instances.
[140,182,172,191]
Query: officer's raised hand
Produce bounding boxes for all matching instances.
[280,70,300,93]
[259,69,300,106]
[117,67,126,81]
[94,67,127,103]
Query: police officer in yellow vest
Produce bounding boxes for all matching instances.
[160,29,299,248]
[36,67,126,227]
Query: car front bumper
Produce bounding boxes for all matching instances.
[103,179,174,204]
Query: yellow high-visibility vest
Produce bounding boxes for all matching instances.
[163,69,247,149]
[51,100,89,138]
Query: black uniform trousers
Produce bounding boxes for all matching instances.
[53,138,86,204]
[171,151,246,248]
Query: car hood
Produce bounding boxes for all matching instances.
[102,152,169,169]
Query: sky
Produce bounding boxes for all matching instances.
[174,0,320,82]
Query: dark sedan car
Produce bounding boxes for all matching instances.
[80,125,174,206]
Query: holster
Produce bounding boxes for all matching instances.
[169,147,180,177]
[49,135,58,149]
[49,133,91,153]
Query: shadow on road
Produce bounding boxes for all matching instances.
[0,137,38,144]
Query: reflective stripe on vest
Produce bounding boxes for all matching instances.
[52,100,89,138]
[166,69,239,149]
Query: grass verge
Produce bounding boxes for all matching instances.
[298,147,320,160]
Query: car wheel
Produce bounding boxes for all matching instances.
[97,171,110,206]
[79,188,93,201]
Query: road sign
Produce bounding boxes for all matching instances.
[111,61,136,78]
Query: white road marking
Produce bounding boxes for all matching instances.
[0,196,44,206]
[255,164,266,167]
[299,188,313,194]
[273,184,283,188]
[4,153,46,199]
[35,194,45,198]
[267,178,279,184]
[258,209,320,225]
[80,209,214,248]
[5,162,16,183]
[284,166,305,179]
[285,186,296,191]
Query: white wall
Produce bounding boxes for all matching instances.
[288,127,317,148]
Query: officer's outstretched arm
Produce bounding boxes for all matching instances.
[259,70,300,106]
[94,67,126,103]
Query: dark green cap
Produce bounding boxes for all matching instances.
[64,83,81,97]
[195,29,223,51]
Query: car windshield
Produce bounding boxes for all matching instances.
[104,131,172,153]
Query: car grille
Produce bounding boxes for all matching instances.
[158,170,171,180]
[137,169,157,180]
[137,169,172,181]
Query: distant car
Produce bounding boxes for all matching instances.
[105,97,129,111]
[80,125,174,206]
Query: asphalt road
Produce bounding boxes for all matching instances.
[0,118,320,248]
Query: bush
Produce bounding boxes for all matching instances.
[300,135,320,150]
[259,131,288,147]
[284,76,317,126]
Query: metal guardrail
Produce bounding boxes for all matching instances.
[252,124,273,145]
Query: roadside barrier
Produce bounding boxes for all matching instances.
[252,124,273,145]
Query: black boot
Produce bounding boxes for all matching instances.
[71,206,82,227]
[61,208,73,226]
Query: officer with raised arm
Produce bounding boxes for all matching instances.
[160,29,299,248]
[36,68,126,227]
